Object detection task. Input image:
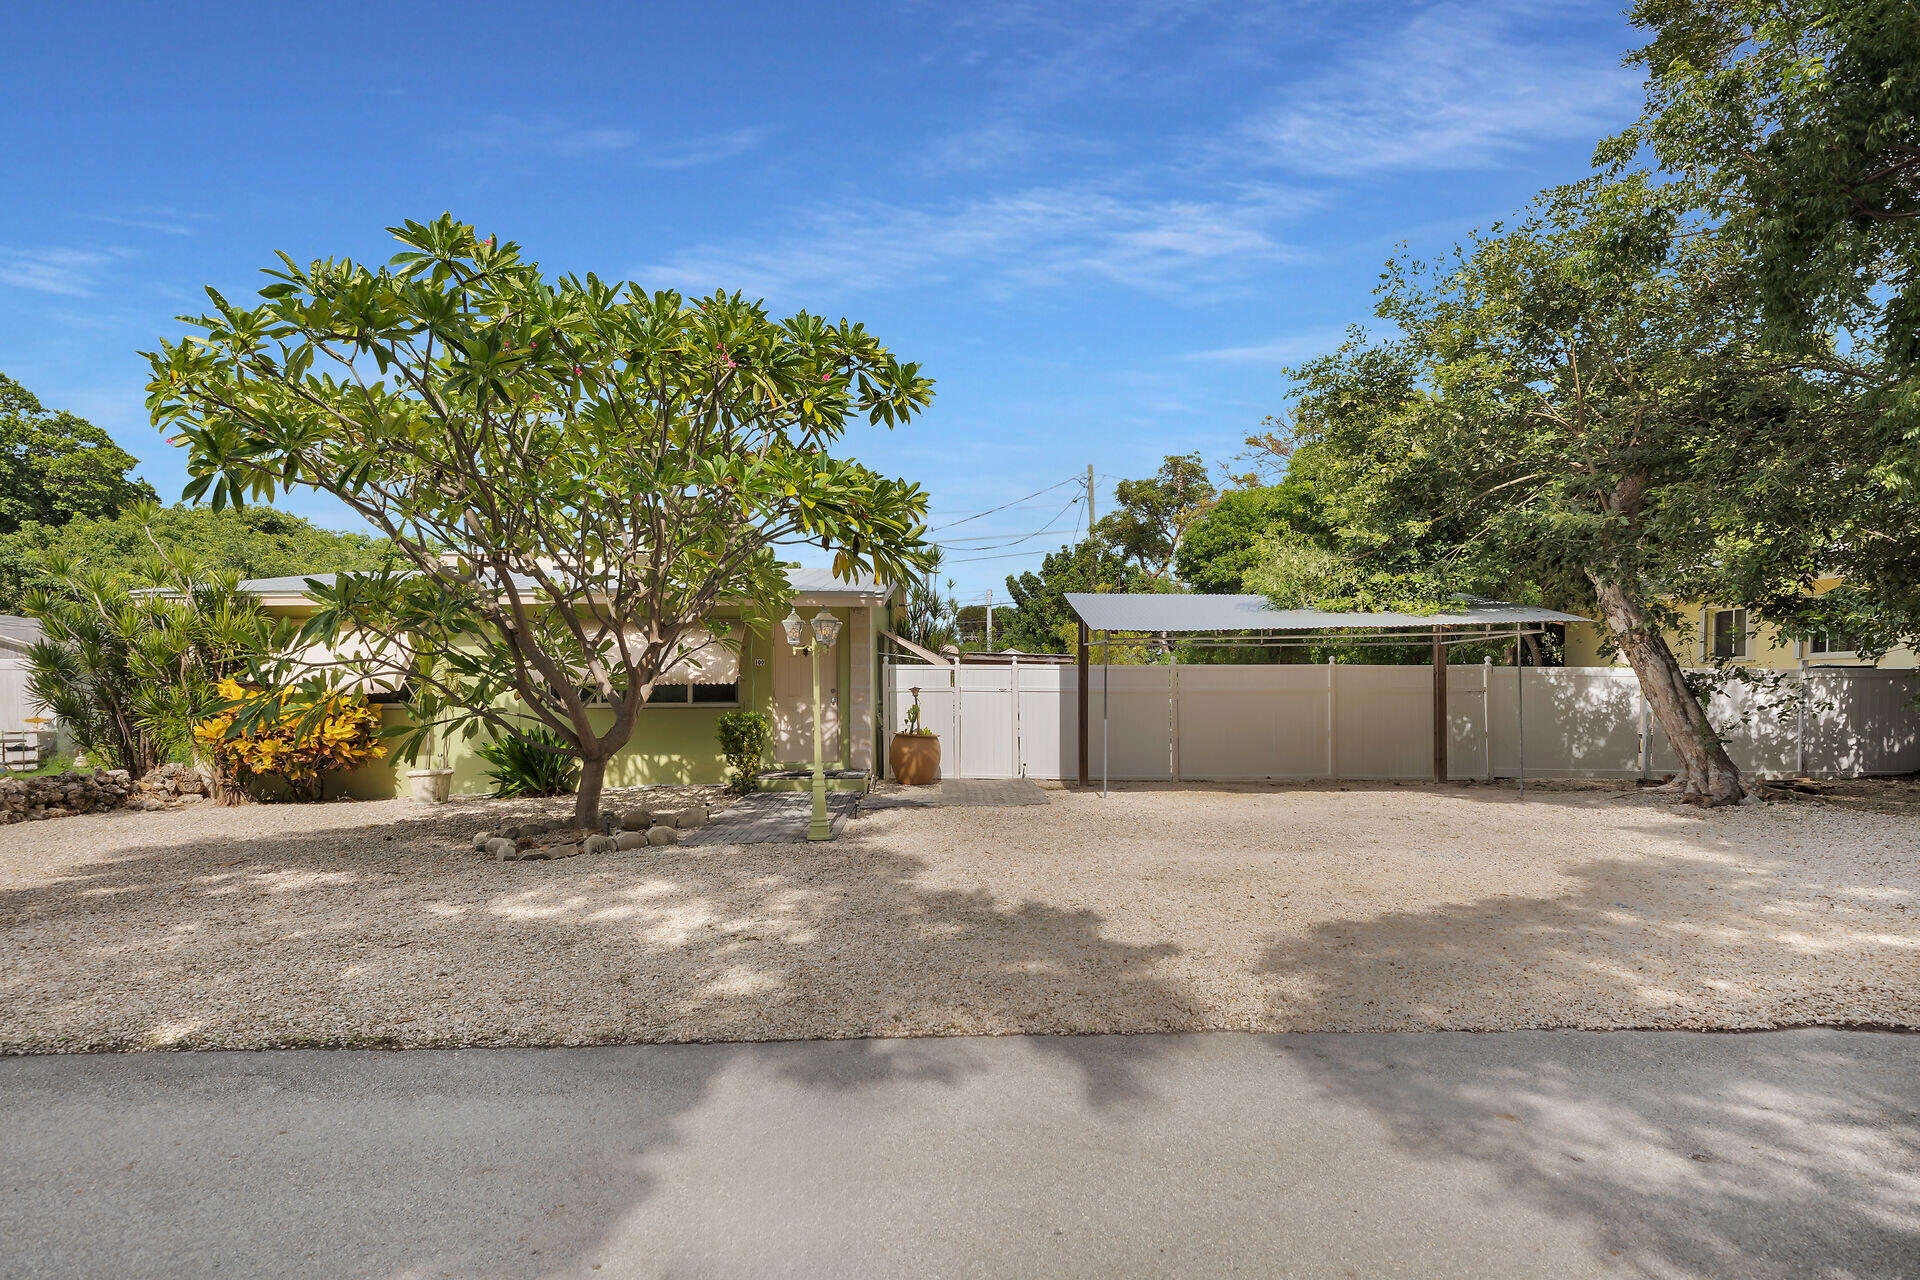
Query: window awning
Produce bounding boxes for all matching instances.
[658,627,741,685]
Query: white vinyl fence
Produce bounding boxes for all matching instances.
[884,660,1920,782]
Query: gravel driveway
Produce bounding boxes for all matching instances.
[2,783,1915,1052]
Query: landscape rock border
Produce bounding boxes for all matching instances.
[1,769,137,823]
[471,802,708,860]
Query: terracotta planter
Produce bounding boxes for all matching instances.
[889,733,941,786]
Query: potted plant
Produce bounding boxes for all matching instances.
[404,664,456,802]
[889,686,941,785]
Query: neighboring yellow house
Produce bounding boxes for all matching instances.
[231,569,894,799]
[1565,576,1919,671]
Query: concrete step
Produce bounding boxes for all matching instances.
[754,769,869,794]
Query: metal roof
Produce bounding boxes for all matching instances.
[233,568,890,600]
[0,615,42,651]
[1064,593,1587,633]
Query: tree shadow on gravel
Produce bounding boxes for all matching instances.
[1,796,1196,1276]
[0,798,1190,1087]
[1257,837,1920,1033]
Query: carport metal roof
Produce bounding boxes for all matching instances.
[1064,593,1586,634]
[1062,593,1578,798]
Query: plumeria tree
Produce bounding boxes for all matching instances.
[145,215,935,829]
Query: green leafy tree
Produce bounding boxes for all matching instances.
[0,503,390,613]
[1000,540,1153,654]
[1096,453,1217,581]
[1174,476,1329,594]
[954,602,1014,649]
[145,214,935,829]
[0,374,156,537]
[25,527,286,778]
[1621,0,1920,374]
[1618,0,1920,652]
[1278,176,1861,805]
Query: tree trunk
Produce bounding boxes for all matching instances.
[574,753,607,832]
[1589,575,1744,806]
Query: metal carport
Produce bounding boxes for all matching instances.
[1063,593,1588,796]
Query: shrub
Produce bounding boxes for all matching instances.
[475,728,579,798]
[193,678,384,801]
[715,710,770,795]
[25,521,286,777]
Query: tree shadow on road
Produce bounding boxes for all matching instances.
[1272,1029,1920,1279]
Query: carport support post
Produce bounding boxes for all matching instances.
[1516,625,1525,797]
[1102,630,1110,799]
[1432,629,1448,784]
[1078,620,1089,786]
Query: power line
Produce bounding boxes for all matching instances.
[925,476,1082,534]
[929,495,1082,548]
[937,494,1083,552]
[947,543,1081,564]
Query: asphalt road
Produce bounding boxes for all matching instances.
[3,1030,1916,1279]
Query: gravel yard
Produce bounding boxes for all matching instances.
[1,782,1915,1052]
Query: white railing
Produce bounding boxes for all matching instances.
[883,659,1920,782]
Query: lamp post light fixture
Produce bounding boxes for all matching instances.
[785,605,841,841]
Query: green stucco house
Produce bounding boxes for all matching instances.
[233,570,895,799]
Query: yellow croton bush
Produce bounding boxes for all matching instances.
[193,678,385,801]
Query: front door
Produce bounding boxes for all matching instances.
[769,636,841,765]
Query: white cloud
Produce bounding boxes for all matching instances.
[0,247,121,297]
[449,114,767,167]
[643,182,1309,302]
[85,208,210,236]
[1183,329,1351,364]
[1241,1,1638,175]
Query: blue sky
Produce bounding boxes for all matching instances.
[2,0,1642,603]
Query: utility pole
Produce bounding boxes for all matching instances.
[985,586,993,652]
[1087,463,1099,594]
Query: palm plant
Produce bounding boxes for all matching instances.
[24,511,286,777]
[891,549,962,654]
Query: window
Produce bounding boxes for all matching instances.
[1810,632,1856,655]
[1710,608,1749,660]
[645,682,740,706]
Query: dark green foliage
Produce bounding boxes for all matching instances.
[954,603,1015,649]
[1617,0,1920,653]
[0,503,391,613]
[1095,453,1216,580]
[24,520,286,778]
[475,728,580,798]
[1622,0,1920,373]
[715,710,770,795]
[999,540,1154,654]
[1174,478,1329,594]
[0,373,156,537]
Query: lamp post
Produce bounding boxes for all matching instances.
[782,605,842,841]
